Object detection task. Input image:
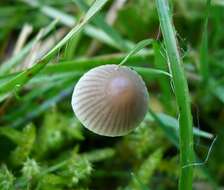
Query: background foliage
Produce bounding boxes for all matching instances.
[0,0,224,189]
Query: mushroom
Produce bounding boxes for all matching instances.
[71,64,149,137]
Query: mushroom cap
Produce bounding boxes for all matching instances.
[71,64,149,137]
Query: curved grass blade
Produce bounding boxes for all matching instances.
[0,20,58,75]
[0,51,152,86]
[0,0,109,96]
[21,0,124,50]
[119,39,154,66]
[133,66,171,78]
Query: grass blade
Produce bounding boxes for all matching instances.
[22,0,125,50]
[0,0,109,96]
[153,41,172,110]
[200,0,211,84]
[119,39,153,66]
[0,52,152,83]
[0,20,58,75]
[74,0,130,51]
[157,113,214,139]
[43,0,109,60]
[155,0,194,189]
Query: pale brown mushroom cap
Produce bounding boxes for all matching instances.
[71,64,149,137]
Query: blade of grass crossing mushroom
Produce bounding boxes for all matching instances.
[0,0,109,96]
[119,39,154,66]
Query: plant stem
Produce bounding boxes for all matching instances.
[155,1,194,190]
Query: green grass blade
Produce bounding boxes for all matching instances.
[157,113,214,139]
[2,82,74,128]
[0,20,58,75]
[153,41,172,110]
[119,39,153,66]
[63,33,82,60]
[74,0,130,51]
[0,52,151,84]
[43,0,109,60]
[148,108,179,146]
[0,0,109,96]
[200,0,211,84]
[130,173,151,190]
[132,67,171,79]
[148,108,218,189]
[155,0,194,189]
[22,0,125,50]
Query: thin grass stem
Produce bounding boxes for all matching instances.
[155,0,194,189]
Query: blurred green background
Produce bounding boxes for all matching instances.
[0,0,224,189]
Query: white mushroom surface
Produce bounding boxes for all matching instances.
[72,64,149,137]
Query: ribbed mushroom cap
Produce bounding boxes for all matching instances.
[71,64,149,137]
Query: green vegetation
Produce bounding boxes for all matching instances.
[155,1,194,189]
[0,0,223,189]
